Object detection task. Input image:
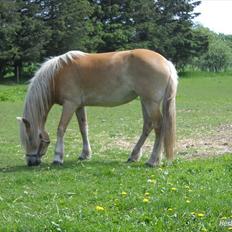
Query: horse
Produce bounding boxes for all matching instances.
[17,49,178,167]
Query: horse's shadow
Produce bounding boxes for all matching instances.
[0,159,146,174]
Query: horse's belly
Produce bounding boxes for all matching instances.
[84,88,137,107]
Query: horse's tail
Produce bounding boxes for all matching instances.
[162,61,178,160]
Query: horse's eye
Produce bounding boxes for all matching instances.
[39,133,43,140]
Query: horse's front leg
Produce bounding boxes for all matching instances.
[53,102,77,165]
[76,107,92,160]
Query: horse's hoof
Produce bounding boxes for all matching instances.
[127,158,136,163]
[52,160,63,165]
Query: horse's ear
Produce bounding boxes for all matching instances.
[16,117,31,135]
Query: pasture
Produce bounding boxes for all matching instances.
[0,72,232,231]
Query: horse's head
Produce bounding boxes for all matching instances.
[17,117,50,166]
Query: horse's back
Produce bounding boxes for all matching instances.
[55,49,171,106]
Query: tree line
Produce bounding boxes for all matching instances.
[0,0,232,82]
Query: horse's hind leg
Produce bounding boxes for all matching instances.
[143,100,164,167]
[75,107,92,160]
[127,102,152,162]
[53,102,77,165]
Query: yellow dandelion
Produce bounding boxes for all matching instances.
[114,199,119,206]
[143,198,149,203]
[171,187,177,191]
[197,213,205,217]
[95,206,105,211]
[121,191,127,196]
[228,227,232,231]
[186,200,191,203]
[144,192,150,197]
[168,208,173,212]
[147,179,156,184]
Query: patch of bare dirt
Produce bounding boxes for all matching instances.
[105,124,232,160]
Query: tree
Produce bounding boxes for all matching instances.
[13,0,51,81]
[0,0,50,81]
[193,26,232,72]
[40,0,93,56]
[0,1,20,80]
[88,0,135,52]
[89,0,207,68]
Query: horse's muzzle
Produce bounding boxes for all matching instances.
[26,154,42,166]
[27,159,41,166]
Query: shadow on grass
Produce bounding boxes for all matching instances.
[0,158,148,174]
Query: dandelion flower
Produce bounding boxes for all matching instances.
[186,200,191,203]
[168,208,173,211]
[144,192,150,197]
[171,187,177,191]
[95,206,105,211]
[143,198,149,203]
[228,227,232,231]
[147,179,156,184]
[197,213,205,217]
[121,191,127,196]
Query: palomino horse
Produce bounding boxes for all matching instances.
[17,49,178,167]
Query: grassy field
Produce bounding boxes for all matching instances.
[0,72,231,231]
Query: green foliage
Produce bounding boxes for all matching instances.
[41,0,94,56]
[192,26,232,72]
[0,0,50,80]
[89,0,206,68]
[0,1,20,78]
[1,0,207,80]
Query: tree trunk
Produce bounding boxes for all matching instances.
[0,65,4,81]
[14,62,22,83]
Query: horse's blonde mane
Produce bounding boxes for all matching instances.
[20,51,86,148]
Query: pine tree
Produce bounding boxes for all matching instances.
[0,1,20,80]
[40,0,93,56]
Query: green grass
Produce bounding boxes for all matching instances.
[0,72,232,231]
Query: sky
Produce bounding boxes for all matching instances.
[194,0,232,35]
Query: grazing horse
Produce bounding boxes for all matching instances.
[17,49,178,167]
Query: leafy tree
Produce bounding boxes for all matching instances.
[193,26,232,72]
[40,0,93,56]
[89,0,206,68]
[88,0,135,52]
[13,0,51,80]
[0,0,50,81]
[0,1,20,80]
